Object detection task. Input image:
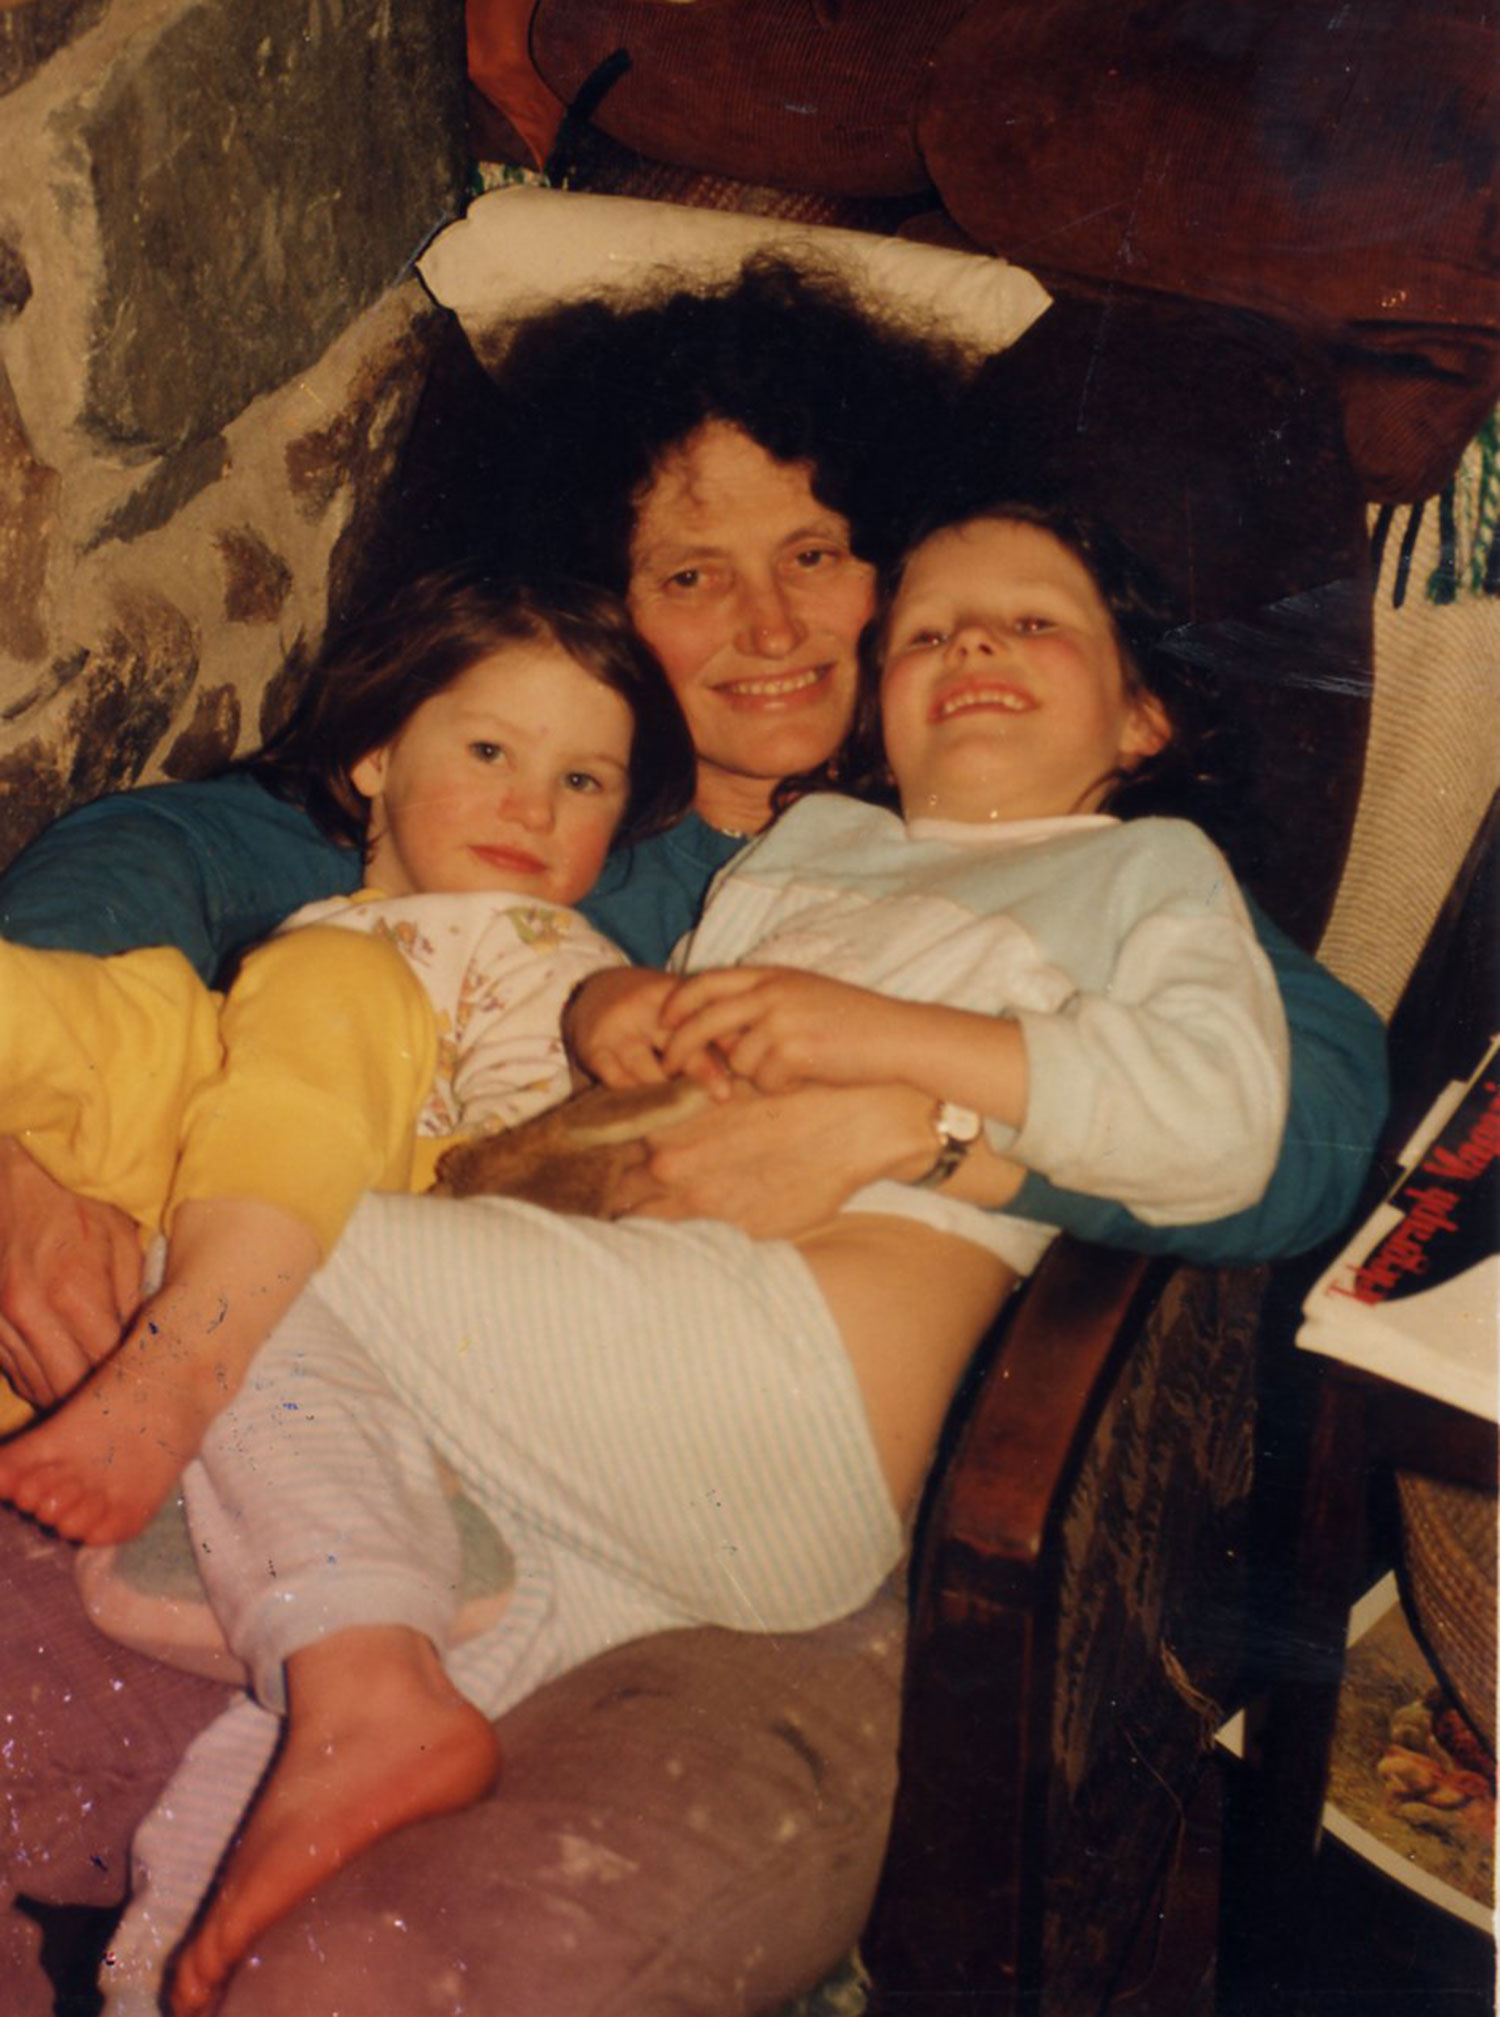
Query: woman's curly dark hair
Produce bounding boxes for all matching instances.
[246,564,695,856]
[479,254,972,590]
[808,498,1262,872]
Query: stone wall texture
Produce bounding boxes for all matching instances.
[0,0,467,865]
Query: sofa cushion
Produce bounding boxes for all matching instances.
[467,0,565,166]
[219,1595,908,2016]
[917,0,1500,501]
[1,1502,902,2016]
[529,0,974,197]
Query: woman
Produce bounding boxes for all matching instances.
[0,260,1382,1398]
[0,257,1384,2015]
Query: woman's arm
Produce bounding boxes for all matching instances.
[0,773,360,981]
[610,1078,1029,1237]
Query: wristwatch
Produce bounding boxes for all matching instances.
[912,1101,983,1190]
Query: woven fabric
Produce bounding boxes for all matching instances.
[1318,415,1500,1021]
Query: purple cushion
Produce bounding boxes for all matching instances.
[0,1508,904,2016]
[220,1601,906,2015]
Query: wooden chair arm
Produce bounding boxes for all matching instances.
[865,1239,1173,2009]
[920,1239,1164,1597]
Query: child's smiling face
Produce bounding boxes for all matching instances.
[352,643,634,904]
[879,518,1168,825]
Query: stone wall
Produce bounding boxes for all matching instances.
[0,0,467,865]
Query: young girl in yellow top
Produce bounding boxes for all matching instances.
[0,566,692,1542]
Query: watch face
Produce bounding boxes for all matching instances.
[938,1103,983,1144]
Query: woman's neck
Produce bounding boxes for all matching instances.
[693,774,777,841]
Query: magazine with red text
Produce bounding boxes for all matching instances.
[1299,1033,1500,1420]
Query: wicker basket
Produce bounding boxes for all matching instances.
[1396,1470,1498,1755]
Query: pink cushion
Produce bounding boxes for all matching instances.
[219,1605,906,2014]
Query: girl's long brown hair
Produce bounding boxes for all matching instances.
[248,566,696,855]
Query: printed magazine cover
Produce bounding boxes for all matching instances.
[1299,1033,1500,1420]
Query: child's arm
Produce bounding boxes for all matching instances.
[658,967,1030,1122]
[614,914,1380,1257]
[564,966,686,1088]
[657,895,1288,1227]
[0,1193,322,1546]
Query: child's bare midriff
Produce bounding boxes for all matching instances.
[795,1213,1018,1516]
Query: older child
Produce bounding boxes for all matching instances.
[0,567,693,1544]
[139,500,1287,2016]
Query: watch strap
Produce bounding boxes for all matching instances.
[911,1102,982,1190]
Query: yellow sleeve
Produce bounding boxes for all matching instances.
[0,939,222,1231]
[410,1131,463,1195]
[169,925,439,1255]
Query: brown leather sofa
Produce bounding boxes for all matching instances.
[475,0,1499,504]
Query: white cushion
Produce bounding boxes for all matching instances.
[417,186,1050,359]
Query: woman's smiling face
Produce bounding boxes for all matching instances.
[626,422,877,835]
[879,517,1168,825]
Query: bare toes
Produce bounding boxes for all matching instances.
[13,1462,81,1520]
[172,1892,256,2017]
[168,1945,214,2017]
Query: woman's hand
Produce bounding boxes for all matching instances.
[0,1137,142,1408]
[609,1079,939,1238]
[609,1077,1033,1239]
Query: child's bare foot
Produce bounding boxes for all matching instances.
[0,1198,323,1548]
[0,1322,223,1544]
[169,1628,499,2017]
